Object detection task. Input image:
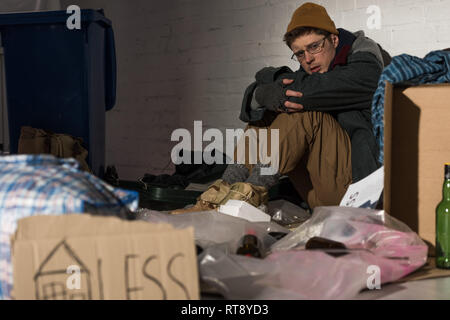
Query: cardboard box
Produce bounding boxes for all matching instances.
[11,214,200,300]
[384,82,450,247]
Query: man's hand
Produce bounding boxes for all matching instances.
[255,78,304,113]
[282,79,304,113]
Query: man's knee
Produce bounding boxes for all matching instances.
[268,111,331,131]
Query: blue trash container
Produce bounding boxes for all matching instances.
[0,9,116,176]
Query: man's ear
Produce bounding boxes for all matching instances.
[331,34,339,49]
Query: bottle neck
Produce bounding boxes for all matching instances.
[443,179,450,201]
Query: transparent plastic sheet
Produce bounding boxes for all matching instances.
[199,247,368,300]
[270,206,426,252]
[267,199,311,228]
[198,207,428,300]
[270,207,428,285]
[136,209,290,255]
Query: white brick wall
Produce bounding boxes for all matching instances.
[59,0,450,180]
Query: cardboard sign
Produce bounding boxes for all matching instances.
[340,166,384,209]
[11,214,200,300]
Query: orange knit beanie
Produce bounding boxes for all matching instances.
[286,2,339,35]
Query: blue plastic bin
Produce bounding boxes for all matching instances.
[0,9,116,176]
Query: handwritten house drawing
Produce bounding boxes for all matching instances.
[34,240,92,300]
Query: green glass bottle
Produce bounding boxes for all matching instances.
[436,163,450,269]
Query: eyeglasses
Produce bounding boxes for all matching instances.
[291,36,328,62]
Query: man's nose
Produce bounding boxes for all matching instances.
[305,51,314,64]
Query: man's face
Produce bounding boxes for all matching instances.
[291,32,339,75]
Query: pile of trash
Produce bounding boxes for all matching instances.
[0,155,428,300]
[137,204,428,300]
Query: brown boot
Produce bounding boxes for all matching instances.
[170,179,231,214]
[219,182,268,208]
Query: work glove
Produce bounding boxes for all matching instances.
[254,79,288,112]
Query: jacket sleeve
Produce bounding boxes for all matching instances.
[286,51,383,112]
[239,81,266,123]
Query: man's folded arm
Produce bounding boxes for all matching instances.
[286,51,383,112]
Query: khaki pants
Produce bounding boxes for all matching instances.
[235,111,352,209]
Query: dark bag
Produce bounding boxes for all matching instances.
[17,126,91,172]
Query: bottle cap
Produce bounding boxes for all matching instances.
[242,234,258,246]
[445,163,450,179]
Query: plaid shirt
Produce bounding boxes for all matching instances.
[0,155,139,299]
[372,50,450,164]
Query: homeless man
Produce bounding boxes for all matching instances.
[172,2,389,214]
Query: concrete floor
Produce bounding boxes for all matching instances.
[202,277,450,300]
[356,277,450,300]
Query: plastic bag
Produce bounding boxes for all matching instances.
[270,207,428,283]
[136,209,290,255]
[199,247,367,299]
[267,199,311,228]
[198,206,428,299]
[270,206,426,253]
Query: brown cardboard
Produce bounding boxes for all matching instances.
[11,214,200,300]
[384,82,450,247]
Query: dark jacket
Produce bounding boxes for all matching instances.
[240,29,388,183]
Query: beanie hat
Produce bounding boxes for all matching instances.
[286,2,339,35]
